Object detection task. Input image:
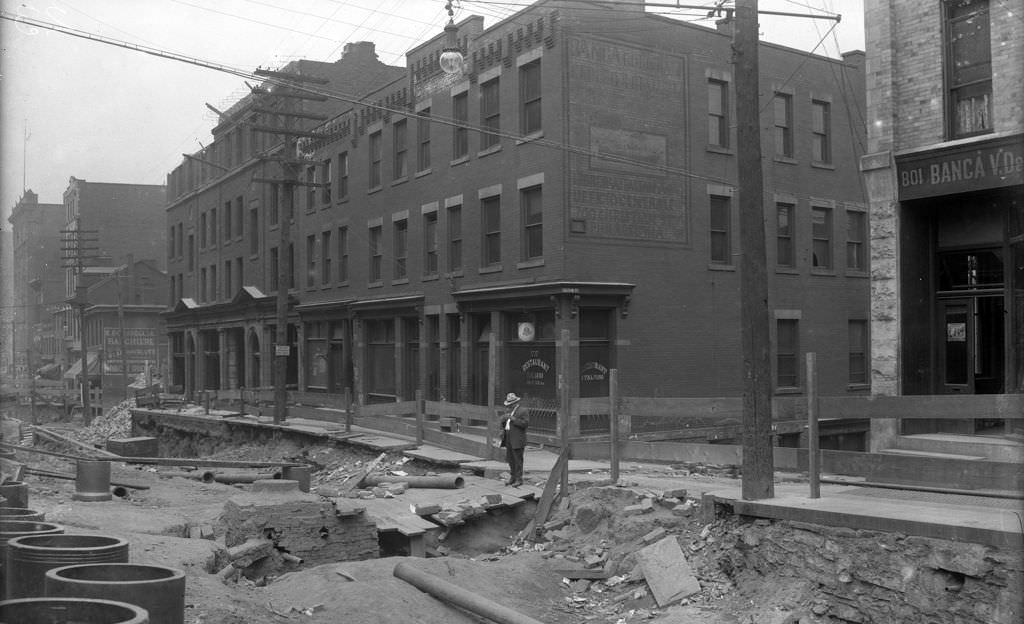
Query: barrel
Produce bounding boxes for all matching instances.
[73,460,113,502]
[0,597,149,623]
[46,563,185,624]
[0,508,45,522]
[5,533,129,599]
[0,481,28,509]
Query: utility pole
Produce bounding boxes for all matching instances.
[734,0,774,500]
[61,228,100,425]
[249,69,329,424]
[116,267,129,403]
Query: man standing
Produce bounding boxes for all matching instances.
[500,392,528,486]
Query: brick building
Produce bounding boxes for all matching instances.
[165,0,869,439]
[861,0,1023,445]
[7,190,65,378]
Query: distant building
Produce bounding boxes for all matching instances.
[164,1,870,444]
[861,0,1023,445]
[7,190,65,378]
[57,177,166,414]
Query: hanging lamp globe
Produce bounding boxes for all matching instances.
[440,20,463,75]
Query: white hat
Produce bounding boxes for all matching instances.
[503,392,522,406]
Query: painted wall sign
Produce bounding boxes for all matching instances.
[103,327,157,374]
[895,134,1023,201]
[947,322,966,342]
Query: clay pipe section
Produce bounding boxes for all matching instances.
[393,561,544,624]
[362,474,465,489]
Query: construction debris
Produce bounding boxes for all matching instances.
[635,535,702,607]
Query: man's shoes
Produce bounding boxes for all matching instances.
[504,478,515,486]
[511,479,522,487]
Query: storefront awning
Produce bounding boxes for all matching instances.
[35,362,61,380]
[63,353,99,379]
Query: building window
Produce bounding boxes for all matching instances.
[846,210,867,271]
[337,152,349,200]
[249,207,259,255]
[448,204,462,272]
[187,234,195,272]
[199,212,207,248]
[176,224,183,257]
[946,0,992,138]
[210,264,217,300]
[708,78,729,148]
[288,243,295,290]
[306,166,317,210]
[774,92,794,158]
[776,203,795,268]
[369,225,382,283]
[306,235,317,288]
[393,119,408,180]
[521,186,542,260]
[322,159,332,204]
[481,195,501,266]
[210,207,218,245]
[168,226,175,260]
[269,247,279,291]
[394,218,408,280]
[234,196,243,238]
[236,256,243,287]
[709,194,732,265]
[417,109,431,172]
[223,201,232,242]
[812,206,833,270]
[481,78,501,150]
[224,259,233,296]
[424,211,439,276]
[848,320,868,385]
[322,230,332,285]
[452,92,468,160]
[337,226,348,283]
[199,268,207,302]
[269,183,279,225]
[520,60,541,135]
[369,131,382,189]
[776,318,799,389]
[811,100,832,164]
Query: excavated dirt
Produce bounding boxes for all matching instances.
[3,405,1020,624]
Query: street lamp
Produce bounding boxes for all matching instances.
[439,0,463,75]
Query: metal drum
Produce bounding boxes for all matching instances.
[0,508,45,522]
[0,521,64,601]
[5,533,129,599]
[73,460,113,502]
[0,597,149,623]
[46,563,185,624]
[0,481,28,509]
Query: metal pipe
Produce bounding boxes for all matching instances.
[393,561,545,624]
[212,471,282,485]
[362,474,464,489]
[22,467,150,490]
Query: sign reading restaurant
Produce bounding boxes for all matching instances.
[895,133,1023,201]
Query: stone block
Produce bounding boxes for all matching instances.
[636,536,701,607]
[661,488,687,499]
[642,528,668,545]
[411,503,442,516]
[106,436,158,457]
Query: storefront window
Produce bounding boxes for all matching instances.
[365,319,395,401]
[579,309,612,398]
[504,311,556,404]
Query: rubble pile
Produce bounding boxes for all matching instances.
[75,398,136,446]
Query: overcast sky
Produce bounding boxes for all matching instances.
[0,0,864,224]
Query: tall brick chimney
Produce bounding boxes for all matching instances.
[341,41,378,61]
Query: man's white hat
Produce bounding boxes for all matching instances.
[503,392,522,406]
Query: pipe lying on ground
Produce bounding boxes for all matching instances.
[159,470,216,483]
[22,467,150,490]
[211,471,282,484]
[362,474,465,489]
[393,561,545,624]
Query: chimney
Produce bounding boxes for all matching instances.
[341,42,377,62]
[715,13,735,37]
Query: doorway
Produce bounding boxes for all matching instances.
[939,296,1005,394]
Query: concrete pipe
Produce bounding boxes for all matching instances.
[0,597,149,623]
[393,561,544,624]
[363,474,465,489]
[45,563,185,624]
[6,533,129,599]
[73,460,112,502]
[0,508,46,522]
[0,482,29,509]
[211,471,281,485]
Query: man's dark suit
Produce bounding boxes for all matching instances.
[500,403,528,485]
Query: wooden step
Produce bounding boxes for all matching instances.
[879,448,986,461]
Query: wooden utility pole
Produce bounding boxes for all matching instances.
[61,228,100,425]
[248,69,329,424]
[734,0,775,500]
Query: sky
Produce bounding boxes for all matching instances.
[0,0,864,224]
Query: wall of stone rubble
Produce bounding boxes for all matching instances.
[720,518,1022,624]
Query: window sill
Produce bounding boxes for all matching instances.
[708,263,736,272]
[368,186,383,195]
[478,144,502,158]
[844,270,869,279]
[391,176,408,187]
[774,387,803,395]
[773,156,798,165]
[422,274,439,282]
[336,281,349,288]
[336,197,349,206]
[415,169,432,179]
[450,156,470,167]
[516,132,543,145]
[706,145,733,155]
[517,258,544,270]
[478,265,503,275]
[392,278,409,286]
[846,383,871,392]
[811,161,835,170]
[248,254,259,261]
[810,268,836,276]
[775,267,799,275]
[368,281,383,289]
[446,270,465,279]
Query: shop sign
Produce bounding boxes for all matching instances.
[103,327,157,374]
[896,135,1023,201]
[521,351,551,387]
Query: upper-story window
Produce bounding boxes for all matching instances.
[417,109,431,172]
[773,92,794,158]
[424,211,439,276]
[322,159,332,204]
[393,119,408,180]
[448,204,462,273]
[337,152,349,200]
[369,131,382,189]
[521,186,543,260]
[394,218,408,280]
[946,0,992,138]
[520,60,542,135]
[811,206,833,270]
[481,78,501,150]
[709,194,732,265]
[776,202,795,268]
[846,209,867,272]
[811,99,831,164]
[481,195,502,267]
[369,224,383,283]
[708,78,729,148]
[452,93,469,160]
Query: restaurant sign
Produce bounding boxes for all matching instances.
[895,134,1023,201]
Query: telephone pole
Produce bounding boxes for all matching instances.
[61,228,100,425]
[249,69,329,424]
[734,0,774,500]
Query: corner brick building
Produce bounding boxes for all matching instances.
[165,0,870,442]
[861,0,1023,447]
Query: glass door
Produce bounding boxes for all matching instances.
[940,299,973,394]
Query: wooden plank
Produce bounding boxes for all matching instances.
[519,447,569,541]
[424,401,493,421]
[339,452,387,493]
[358,401,418,417]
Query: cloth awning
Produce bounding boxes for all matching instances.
[63,353,99,379]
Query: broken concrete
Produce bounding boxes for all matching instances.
[635,535,702,606]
